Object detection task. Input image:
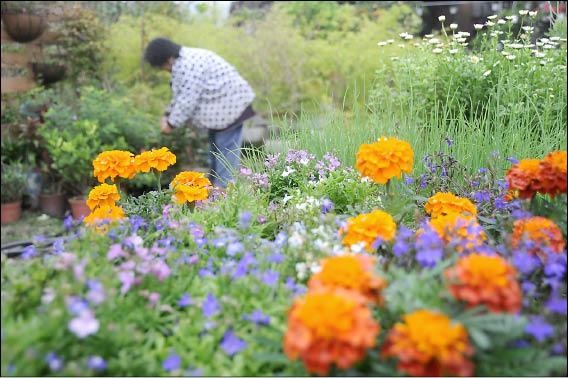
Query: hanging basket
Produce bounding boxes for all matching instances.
[1,10,47,43]
[31,62,66,85]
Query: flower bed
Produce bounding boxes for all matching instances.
[1,133,566,376]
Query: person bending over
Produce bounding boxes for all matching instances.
[144,37,255,188]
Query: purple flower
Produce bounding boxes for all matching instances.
[202,294,220,318]
[226,241,244,257]
[199,268,214,277]
[267,252,285,264]
[264,153,280,169]
[239,167,252,176]
[129,215,146,232]
[148,292,160,305]
[478,167,488,174]
[244,310,270,326]
[86,280,105,305]
[21,245,37,260]
[107,244,128,261]
[552,343,565,355]
[404,175,414,185]
[494,197,506,210]
[321,199,333,214]
[252,173,269,188]
[52,238,64,254]
[220,330,247,356]
[512,251,540,275]
[45,352,63,372]
[87,356,106,371]
[63,215,74,230]
[546,294,567,315]
[521,281,536,295]
[118,270,137,294]
[472,190,491,203]
[445,137,453,147]
[261,270,279,287]
[162,352,181,372]
[525,316,554,342]
[274,232,287,247]
[185,368,204,376]
[285,276,306,296]
[544,253,566,278]
[178,293,193,307]
[66,296,89,316]
[415,225,444,268]
[151,260,171,281]
[68,310,100,339]
[238,211,253,229]
[507,156,519,164]
[123,235,143,250]
[257,215,267,224]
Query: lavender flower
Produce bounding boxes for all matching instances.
[66,296,89,316]
[107,244,128,261]
[404,175,414,185]
[45,352,63,372]
[226,241,244,257]
[52,238,64,254]
[129,215,146,233]
[264,153,280,169]
[415,224,444,268]
[68,310,100,339]
[162,352,181,372]
[87,356,107,371]
[202,294,220,318]
[261,270,280,287]
[512,251,540,275]
[321,198,333,214]
[151,260,171,281]
[178,293,193,308]
[546,293,567,315]
[525,316,554,342]
[86,280,106,305]
[238,211,253,229]
[63,215,74,231]
[244,310,270,326]
[252,173,269,189]
[220,330,247,356]
[21,245,37,260]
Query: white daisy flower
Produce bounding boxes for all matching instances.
[519,10,529,16]
[449,23,458,30]
[432,48,443,54]
[474,24,484,30]
[483,70,492,77]
[438,15,446,22]
[487,15,498,20]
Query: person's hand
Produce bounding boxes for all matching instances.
[160,116,173,134]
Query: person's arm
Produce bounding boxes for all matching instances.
[166,60,205,129]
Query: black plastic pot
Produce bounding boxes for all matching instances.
[31,62,66,85]
[1,10,46,43]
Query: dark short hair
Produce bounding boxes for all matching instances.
[144,38,181,67]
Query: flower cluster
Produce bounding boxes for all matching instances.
[355,137,414,184]
[381,310,474,377]
[425,192,478,218]
[511,217,565,257]
[445,253,522,313]
[341,209,397,252]
[308,254,387,304]
[93,150,137,183]
[284,288,380,375]
[135,147,177,173]
[84,184,124,226]
[506,151,567,199]
[170,171,211,204]
[428,213,486,253]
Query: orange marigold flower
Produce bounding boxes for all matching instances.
[428,213,486,253]
[86,183,120,211]
[381,310,474,377]
[308,254,387,304]
[92,150,136,183]
[511,217,565,256]
[134,147,177,173]
[341,209,397,252]
[505,159,543,200]
[445,253,522,313]
[537,151,567,197]
[84,205,125,225]
[284,288,380,376]
[355,137,414,184]
[171,171,211,204]
[424,192,477,218]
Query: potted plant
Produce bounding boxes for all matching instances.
[39,163,66,218]
[1,162,28,224]
[38,119,106,219]
[1,1,47,43]
[31,46,67,86]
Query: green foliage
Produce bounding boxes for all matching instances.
[1,162,28,203]
[121,190,172,222]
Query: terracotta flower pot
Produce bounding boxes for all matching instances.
[1,201,22,224]
[1,11,46,43]
[68,197,90,220]
[40,193,66,218]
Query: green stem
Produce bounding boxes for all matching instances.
[157,171,162,192]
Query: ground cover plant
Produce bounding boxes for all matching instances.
[1,5,567,378]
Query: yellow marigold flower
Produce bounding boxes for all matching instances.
[445,253,522,313]
[170,171,211,189]
[355,137,414,184]
[134,147,177,173]
[424,192,477,218]
[86,183,120,211]
[308,254,387,304]
[512,216,565,257]
[83,205,125,225]
[284,288,380,375]
[92,150,136,183]
[428,213,486,253]
[381,310,474,377]
[341,209,397,252]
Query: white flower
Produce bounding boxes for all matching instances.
[281,167,296,177]
[397,44,406,48]
[432,48,443,54]
[438,15,446,22]
[524,44,535,48]
[390,56,399,61]
[456,37,467,43]
[68,311,100,339]
[529,11,538,17]
[377,41,388,47]
[460,42,469,47]
[41,288,56,305]
[295,263,307,280]
[309,262,322,274]
[282,194,293,204]
[361,176,371,183]
[474,24,484,30]
[536,41,544,47]
[550,37,561,41]
[350,242,366,254]
[428,38,441,44]
[486,21,495,27]
[483,70,492,77]
[470,56,481,64]
[449,23,458,30]
[289,232,304,248]
[497,19,506,25]
[449,49,459,54]
[387,39,395,44]
[540,60,547,65]
[550,94,555,99]
[522,26,534,32]
[295,203,308,212]
[424,34,434,39]
[508,43,524,49]
[487,15,498,20]
[534,51,546,58]
[519,10,529,16]
[506,54,516,60]
[493,60,501,67]
[543,44,555,49]
[540,38,550,43]
[505,16,513,21]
